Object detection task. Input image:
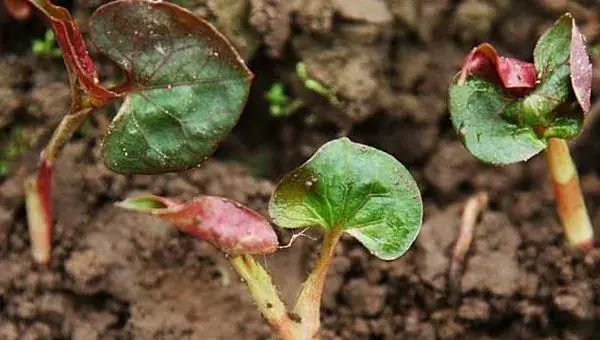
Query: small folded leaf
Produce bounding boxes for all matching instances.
[269,138,423,260]
[117,195,278,255]
[459,43,536,92]
[89,0,253,174]
[449,13,590,165]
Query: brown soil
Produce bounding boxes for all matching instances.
[2,0,600,339]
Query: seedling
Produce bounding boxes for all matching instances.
[449,14,594,249]
[119,137,423,339]
[265,82,304,117]
[296,62,341,107]
[31,29,61,57]
[23,0,252,264]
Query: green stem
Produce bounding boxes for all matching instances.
[229,254,297,340]
[293,228,343,339]
[25,108,91,264]
[43,108,91,163]
[546,138,593,249]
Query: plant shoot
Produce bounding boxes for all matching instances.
[449,14,593,249]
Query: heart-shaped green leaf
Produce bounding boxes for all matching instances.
[90,0,253,174]
[449,13,590,165]
[269,138,423,260]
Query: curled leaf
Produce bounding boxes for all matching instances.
[25,0,116,104]
[117,195,278,255]
[90,0,253,174]
[269,138,423,260]
[458,43,536,93]
[449,13,590,165]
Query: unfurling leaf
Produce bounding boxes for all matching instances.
[458,43,536,93]
[117,195,278,255]
[90,0,253,174]
[449,13,591,165]
[269,138,423,260]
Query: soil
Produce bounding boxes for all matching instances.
[2,0,600,339]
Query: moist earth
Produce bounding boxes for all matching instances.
[1,0,600,339]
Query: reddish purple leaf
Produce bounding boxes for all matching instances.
[26,0,116,104]
[570,20,592,113]
[458,43,536,95]
[117,195,278,255]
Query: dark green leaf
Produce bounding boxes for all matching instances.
[90,0,252,174]
[269,138,422,260]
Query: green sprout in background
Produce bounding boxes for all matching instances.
[296,62,341,107]
[265,63,342,119]
[265,82,304,118]
[0,127,33,176]
[31,29,62,57]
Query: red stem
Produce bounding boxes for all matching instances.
[25,108,90,264]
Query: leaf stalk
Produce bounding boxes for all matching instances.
[292,228,343,339]
[229,254,298,340]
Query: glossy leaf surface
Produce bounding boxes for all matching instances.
[90,0,253,174]
[269,138,423,260]
[118,195,278,255]
[449,13,591,165]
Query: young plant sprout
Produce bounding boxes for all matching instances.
[31,29,61,57]
[23,0,252,264]
[119,137,423,339]
[296,62,341,107]
[265,82,304,118]
[449,14,594,250]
